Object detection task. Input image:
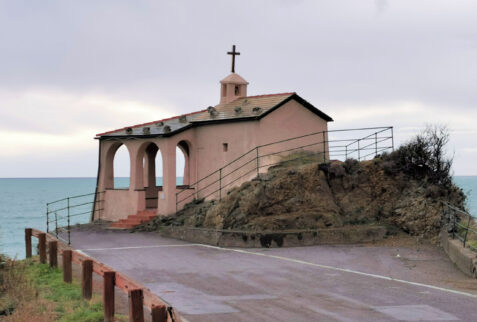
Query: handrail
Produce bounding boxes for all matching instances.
[46,191,105,245]
[176,126,394,211]
[443,202,476,251]
[177,126,392,197]
[47,191,103,207]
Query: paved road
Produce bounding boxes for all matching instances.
[70,230,477,321]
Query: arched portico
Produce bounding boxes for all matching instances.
[97,133,200,220]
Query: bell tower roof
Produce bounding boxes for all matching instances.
[220,73,249,85]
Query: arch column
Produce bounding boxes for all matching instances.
[130,143,146,191]
[189,143,197,185]
[126,142,147,212]
[161,140,177,214]
[144,144,158,188]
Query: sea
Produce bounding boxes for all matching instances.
[0,176,476,259]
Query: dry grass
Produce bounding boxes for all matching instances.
[0,256,56,321]
[0,255,126,321]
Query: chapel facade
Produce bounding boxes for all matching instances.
[93,46,333,225]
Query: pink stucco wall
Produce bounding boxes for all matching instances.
[102,189,145,221]
[96,98,329,222]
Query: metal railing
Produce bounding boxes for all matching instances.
[443,202,477,252]
[46,191,104,245]
[176,126,394,211]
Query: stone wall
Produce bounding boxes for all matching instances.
[157,225,387,248]
[440,231,477,278]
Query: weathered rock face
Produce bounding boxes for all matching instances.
[135,157,465,239]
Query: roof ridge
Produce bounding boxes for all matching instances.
[245,92,295,99]
[216,92,296,107]
[95,108,207,137]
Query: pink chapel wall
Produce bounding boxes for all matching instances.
[257,99,329,169]
[174,99,331,211]
[97,98,330,221]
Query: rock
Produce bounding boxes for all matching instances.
[131,154,465,241]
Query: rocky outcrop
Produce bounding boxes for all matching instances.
[135,157,465,240]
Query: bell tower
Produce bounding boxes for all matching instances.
[220,45,249,104]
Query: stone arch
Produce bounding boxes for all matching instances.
[103,141,132,189]
[176,140,191,186]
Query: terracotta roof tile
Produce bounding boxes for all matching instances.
[95,109,206,137]
[191,92,295,122]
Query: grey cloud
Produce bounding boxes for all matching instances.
[0,0,476,175]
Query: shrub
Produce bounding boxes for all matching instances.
[343,158,359,174]
[383,125,453,188]
[329,163,346,178]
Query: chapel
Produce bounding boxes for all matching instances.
[93,46,333,227]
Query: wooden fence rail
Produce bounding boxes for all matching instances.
[25,228,178,322]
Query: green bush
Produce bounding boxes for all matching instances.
[382,125,453,188]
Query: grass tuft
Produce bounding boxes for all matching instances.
[1,255,126,321]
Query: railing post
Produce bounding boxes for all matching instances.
[38,233,46,263]
[357,139,361,161]
[48,241,58,268]
[103,271,116,322]
[375,132,378,156]
[55,211,58,238]
[98,192,101,221]
[256,147,259,177]
[46,205,49,233]
[322,131,326,163]
[25,228,32,258]
[219,168,222,201]
[63,250,72,283]
[67,197,71,245]
[128,289,145,322]
[452,209,456,239]
[151,305,167,322]
[82,259,93,300]
[391,126,394,151]
[464,214,472,248]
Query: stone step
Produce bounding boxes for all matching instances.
[109,209,157,229]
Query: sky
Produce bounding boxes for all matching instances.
[0,0,476,177]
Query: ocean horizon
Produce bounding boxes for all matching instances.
[1,176,476,260]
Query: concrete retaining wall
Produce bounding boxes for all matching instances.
[158,225,387,248]
[440,231,477,278]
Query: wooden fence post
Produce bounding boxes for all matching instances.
[62,250,72,283]
[151,305,167,322]
[82,259,93,300]
[48,241,58,268]
[25,228,32,258]
[128,289,144,322]
[103,271,115,322]
[38,233,46,263]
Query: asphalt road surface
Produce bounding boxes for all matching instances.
[69,229,477,321]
